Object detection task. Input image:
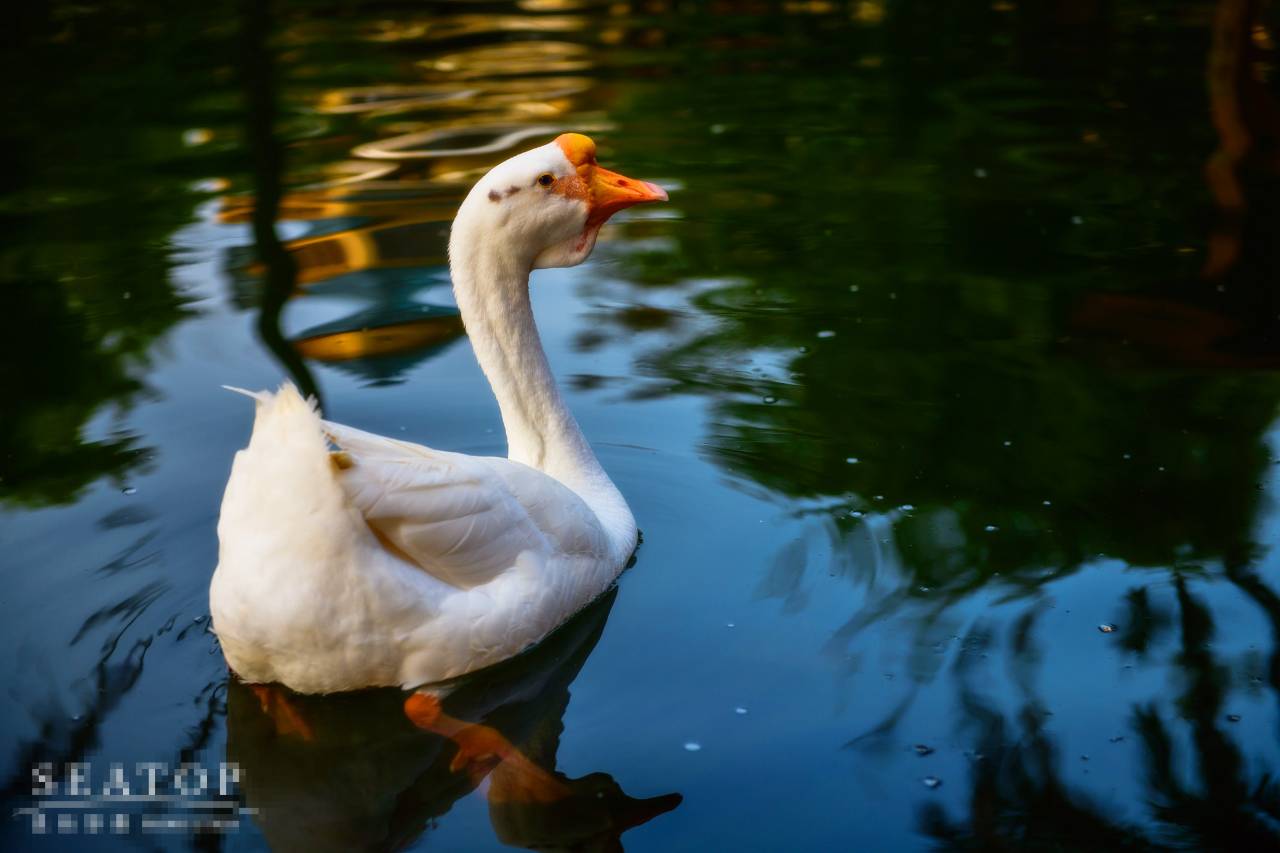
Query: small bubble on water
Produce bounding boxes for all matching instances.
[1123,453,1132,460]
[1226,714,1242,723]
[984,525,998,532]
[735,707,748,715]
[762,396,777,404]
[922,776,942,789]
[1002,440,1012,447]
[873,495,884,501]
[683,742,702,752]
[1098,623,1117,633]
[914,744,935,756]
[817,330,836,339]
[900,504,915,512]
[121,487,137,496]
[918,585,930,593]
[974,167,988,178]
[726,622,735,628]
[849,284,860,292]
[849,511,864,519]
[1043,500,1052,506]
[1071,215,1084,225]
[846,457,859,464]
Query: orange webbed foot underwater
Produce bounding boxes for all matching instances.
[403,691,570,800]
[250,684,314,741]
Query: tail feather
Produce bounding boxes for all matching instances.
[219,382,340,534]
[223,382,320,416]
[222,385,270,404]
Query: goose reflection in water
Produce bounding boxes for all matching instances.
[225,591,681,852]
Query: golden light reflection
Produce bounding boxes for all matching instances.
[313,84,476,116]
[285,217,453,284]
[350,123,564,161]
[852,0,885,25]
[363,14,585,44]
[294,315,464,362]
[518,0,605,10]
[783,0,838,14]
[423,42,593,78]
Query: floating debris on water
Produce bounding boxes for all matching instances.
[913,744,934,756]
[683,742,702,752]
[1098,624,1117,633]
[922,776,942,789]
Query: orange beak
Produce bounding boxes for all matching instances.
[555,132,668,230]
[585,165,668,228]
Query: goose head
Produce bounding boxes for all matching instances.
[453,132,668,270]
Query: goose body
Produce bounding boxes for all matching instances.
[211,134,666,693]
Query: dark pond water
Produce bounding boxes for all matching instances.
[4,1,1280,849]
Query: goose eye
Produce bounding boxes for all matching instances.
[537,173,555,187]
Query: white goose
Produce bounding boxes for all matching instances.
[211,133,667,694]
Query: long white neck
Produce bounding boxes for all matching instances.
[448,212,636,561]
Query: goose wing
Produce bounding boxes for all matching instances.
[323,421,609,589]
